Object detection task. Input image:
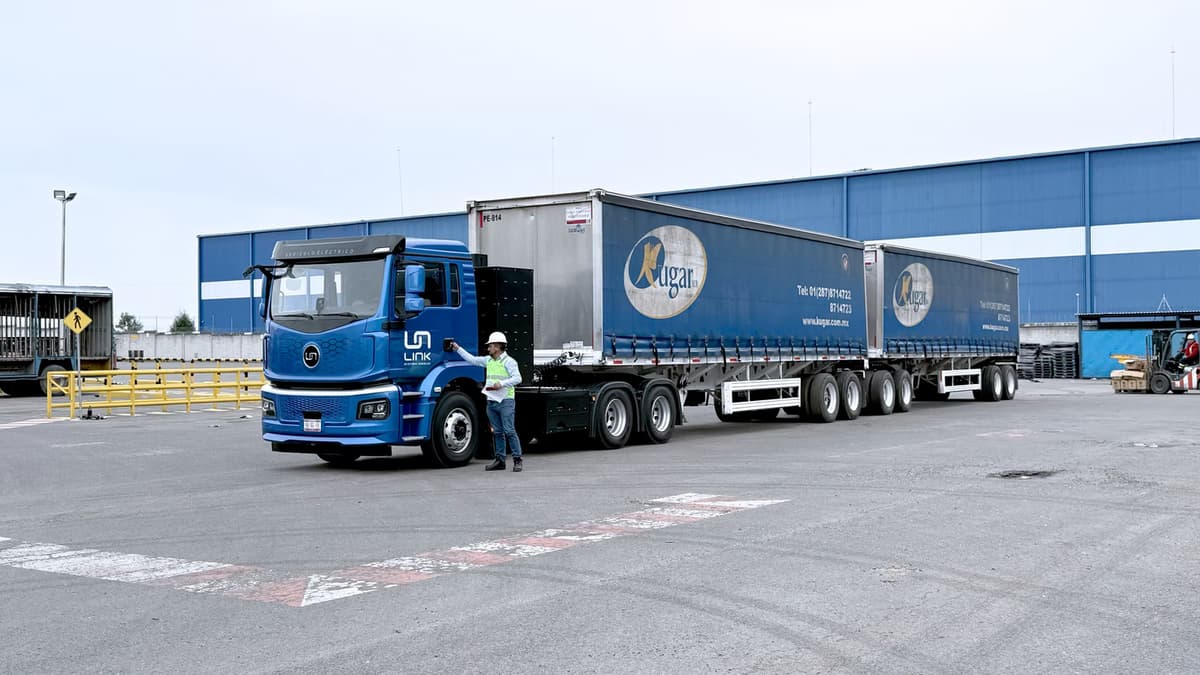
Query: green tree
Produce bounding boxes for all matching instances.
[115,312,144,333]
[169,311,196,333]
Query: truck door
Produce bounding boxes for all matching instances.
[390,261,470,378]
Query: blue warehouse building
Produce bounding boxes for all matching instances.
[199,137,1200,338]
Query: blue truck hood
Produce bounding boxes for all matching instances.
[265,322,382,383]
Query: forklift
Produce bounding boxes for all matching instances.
[1111,329,1200,394]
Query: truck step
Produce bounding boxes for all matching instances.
[403,414,423,420]
[401,391,423,399]
[402,436,425,443]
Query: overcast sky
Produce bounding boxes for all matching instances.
[1,0,1195,327]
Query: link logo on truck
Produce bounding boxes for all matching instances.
[624,225,707,319]
[893,262,933,327]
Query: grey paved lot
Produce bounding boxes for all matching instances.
[0,380,1197,674]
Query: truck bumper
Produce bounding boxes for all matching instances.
[260,382,405,448]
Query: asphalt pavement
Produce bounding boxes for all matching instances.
[0,381,1197,674]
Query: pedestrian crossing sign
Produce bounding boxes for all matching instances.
[64,308,92,334]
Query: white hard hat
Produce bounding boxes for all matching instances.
[1188,333,1196,340]
[487,331,508,345]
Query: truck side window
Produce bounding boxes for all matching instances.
[422,262,447,307]
[449,264,461,307]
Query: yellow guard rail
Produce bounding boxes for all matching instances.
[46,365,265,419]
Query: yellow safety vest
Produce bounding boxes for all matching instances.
[486,357,515,399]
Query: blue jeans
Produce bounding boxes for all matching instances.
[486,398,521,459]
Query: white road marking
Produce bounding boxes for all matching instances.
[0,492,790,608]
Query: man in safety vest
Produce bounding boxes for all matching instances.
[450,332,524,472]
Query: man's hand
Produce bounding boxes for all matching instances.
[485,381,503,390]
[449,340,459,352]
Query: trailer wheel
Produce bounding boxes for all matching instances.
[867,371,895,415]
[973,366,1003,402]
[595,389,633,448]
[317,453,360,467]
[423,391,479,467]
[806,373,839,423]
[893,369,913,412]
[38,364,67,397]
[836,372,862,420]
[1000,365,1018,400]
[640,386,675,444]
[1149,372,1172,395]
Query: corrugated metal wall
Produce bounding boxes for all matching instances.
[198,213,466,332]
[198,138,1200,333]
[648,139,1200,325]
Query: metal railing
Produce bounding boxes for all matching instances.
[46,365,265,419]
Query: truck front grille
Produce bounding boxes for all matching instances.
[279,396,348,423]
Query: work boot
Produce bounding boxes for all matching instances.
[485,458,506,471]
[512,457,523,473]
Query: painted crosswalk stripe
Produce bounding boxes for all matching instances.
[0,418,64,431]
[0,493,789,608]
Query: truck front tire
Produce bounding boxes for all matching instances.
[424,391,480,467]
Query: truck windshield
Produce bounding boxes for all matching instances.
[270,259,385,319]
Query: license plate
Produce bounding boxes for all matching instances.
[303,418,322,432]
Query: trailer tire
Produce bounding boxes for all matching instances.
[867,371,895,415]
[1149,372,1172,395]
[639,386,675,444]
[836,372,862,420]
[806,373,839,423]
[973,366,1003,402]
[38,364,67,397]
[595,389,633,449]
[423,391,480,467]
[317,453,360,467]
[893,369,913,412]
[1000,365,1018,400]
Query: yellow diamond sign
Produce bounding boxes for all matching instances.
[64,308,92,335]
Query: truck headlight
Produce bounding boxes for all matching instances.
[357,399,390,420]
[262,398,276,417]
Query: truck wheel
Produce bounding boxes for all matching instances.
[1001,365,1018,400]
[893,369,913,412]
[424,391,479,467]
[318,453,360,467]
[806,373,839,423]
[836,372,862,420]
[868,371,895,415]
[973,366,1003,402]
[39,364,67,397]
[1149,372,1172,395]
[640,386,675,444]
[595,389,633,448]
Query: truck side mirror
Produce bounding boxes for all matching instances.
[397,264,427,317]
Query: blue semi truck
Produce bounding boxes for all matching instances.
[253,190,1018,466]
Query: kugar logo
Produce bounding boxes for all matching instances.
[623,225,707,319]
[893,262,933,327]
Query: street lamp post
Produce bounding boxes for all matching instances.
[53,190,77,285]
